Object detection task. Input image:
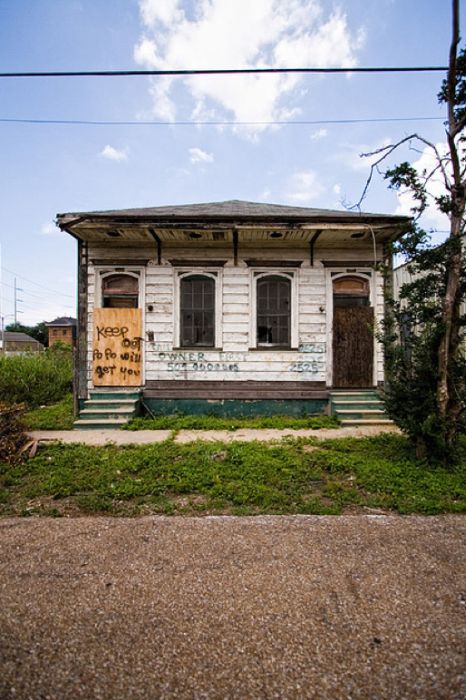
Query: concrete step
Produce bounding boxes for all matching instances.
[73,418,128,430]
[79,408,136,420]
[340,418,394,427]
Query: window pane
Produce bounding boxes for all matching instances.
[257,276,291,346]
[180,276,215,347]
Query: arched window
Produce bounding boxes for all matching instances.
[102,274,139,308]
[180,275,215,347]
[333,275,370,308]
[257,275,291,347]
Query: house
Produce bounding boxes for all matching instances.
[56,200,410,425]
[0,331,43,354]
[46,316,77,348]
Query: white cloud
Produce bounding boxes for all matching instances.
[337,137,393,171]
[189,147,214,164]
[310,128,328,141]
[134,0,364,135]
[261,188,272,201]
[100,145,128,161]
[333,183,341,195]
[394,142,451,231]
[40,222,60,237]
[285,170,324,204]
[138,0,183,27]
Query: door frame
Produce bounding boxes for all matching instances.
[93,266,146,387]
[325,269,377,388]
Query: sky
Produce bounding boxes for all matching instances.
[0,0,463,325]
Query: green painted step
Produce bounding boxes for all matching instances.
[74,390,141,430]
[340,419,394,427]
[89,391,141,401]
[331,400,384,411]
[330,390,394,427]
[335,410,386,420]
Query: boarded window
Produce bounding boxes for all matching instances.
[180,275,215,347]
[102,274,139,308]
[257,275,291,346]
[333,276,370,308]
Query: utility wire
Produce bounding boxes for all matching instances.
[0,66,450,78]
[1,267,74,298]
[0,116,445,127]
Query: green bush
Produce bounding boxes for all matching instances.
[0,346,73,408]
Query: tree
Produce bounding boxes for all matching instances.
[354,0,465,463]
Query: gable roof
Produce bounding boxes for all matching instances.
[0,331,43,344]
[57,199,409,225]
[46,316,77,327]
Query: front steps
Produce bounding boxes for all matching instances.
[330,390,394,427]
[74,390,141,430]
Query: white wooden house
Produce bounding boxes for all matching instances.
[57,200,410,423]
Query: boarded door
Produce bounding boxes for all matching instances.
[92,308,143,387]
[333,306,374,388]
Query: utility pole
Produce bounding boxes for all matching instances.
[13,277,23,324]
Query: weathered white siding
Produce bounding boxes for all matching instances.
[85,241,386,389]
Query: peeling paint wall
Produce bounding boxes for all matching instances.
[85,242,385,390]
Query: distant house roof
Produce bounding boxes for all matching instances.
[0,331,43,345]
[46,316,77,327]
[57,199,410,225]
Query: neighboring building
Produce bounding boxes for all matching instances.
[0,331,43,353]
[57,200,410,417]
[46,317,77,347]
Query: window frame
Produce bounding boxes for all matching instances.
[250,270,298,350]
[175,269,223,349]
[97,269,143,310]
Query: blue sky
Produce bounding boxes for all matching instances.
[0,0,462,324]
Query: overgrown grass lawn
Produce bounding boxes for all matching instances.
[24,394,74,430]
[1,434,464,517]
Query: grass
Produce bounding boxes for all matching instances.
[125,413,339,431]
[0,347,73,407]
[1,433,464,517]
[24,394,75,431]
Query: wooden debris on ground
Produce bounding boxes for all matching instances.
[0,402,32,464]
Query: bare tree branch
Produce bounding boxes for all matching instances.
[348,134,451,211]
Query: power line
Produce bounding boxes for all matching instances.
[0,66,450,78]
[1,267,74,298]
[0,116,445,127]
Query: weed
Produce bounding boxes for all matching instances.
[24,394,74,430]
[0,434,464,517]
[125,413,339,431]
[0,347,73,407]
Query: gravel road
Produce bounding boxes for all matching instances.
[1,515,465,699]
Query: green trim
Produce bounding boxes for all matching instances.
[142,398,327,417]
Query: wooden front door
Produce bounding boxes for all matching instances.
[332,306,374,388]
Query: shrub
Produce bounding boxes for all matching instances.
[0,346,73,407]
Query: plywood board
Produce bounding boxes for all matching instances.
[92,308,142,386]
